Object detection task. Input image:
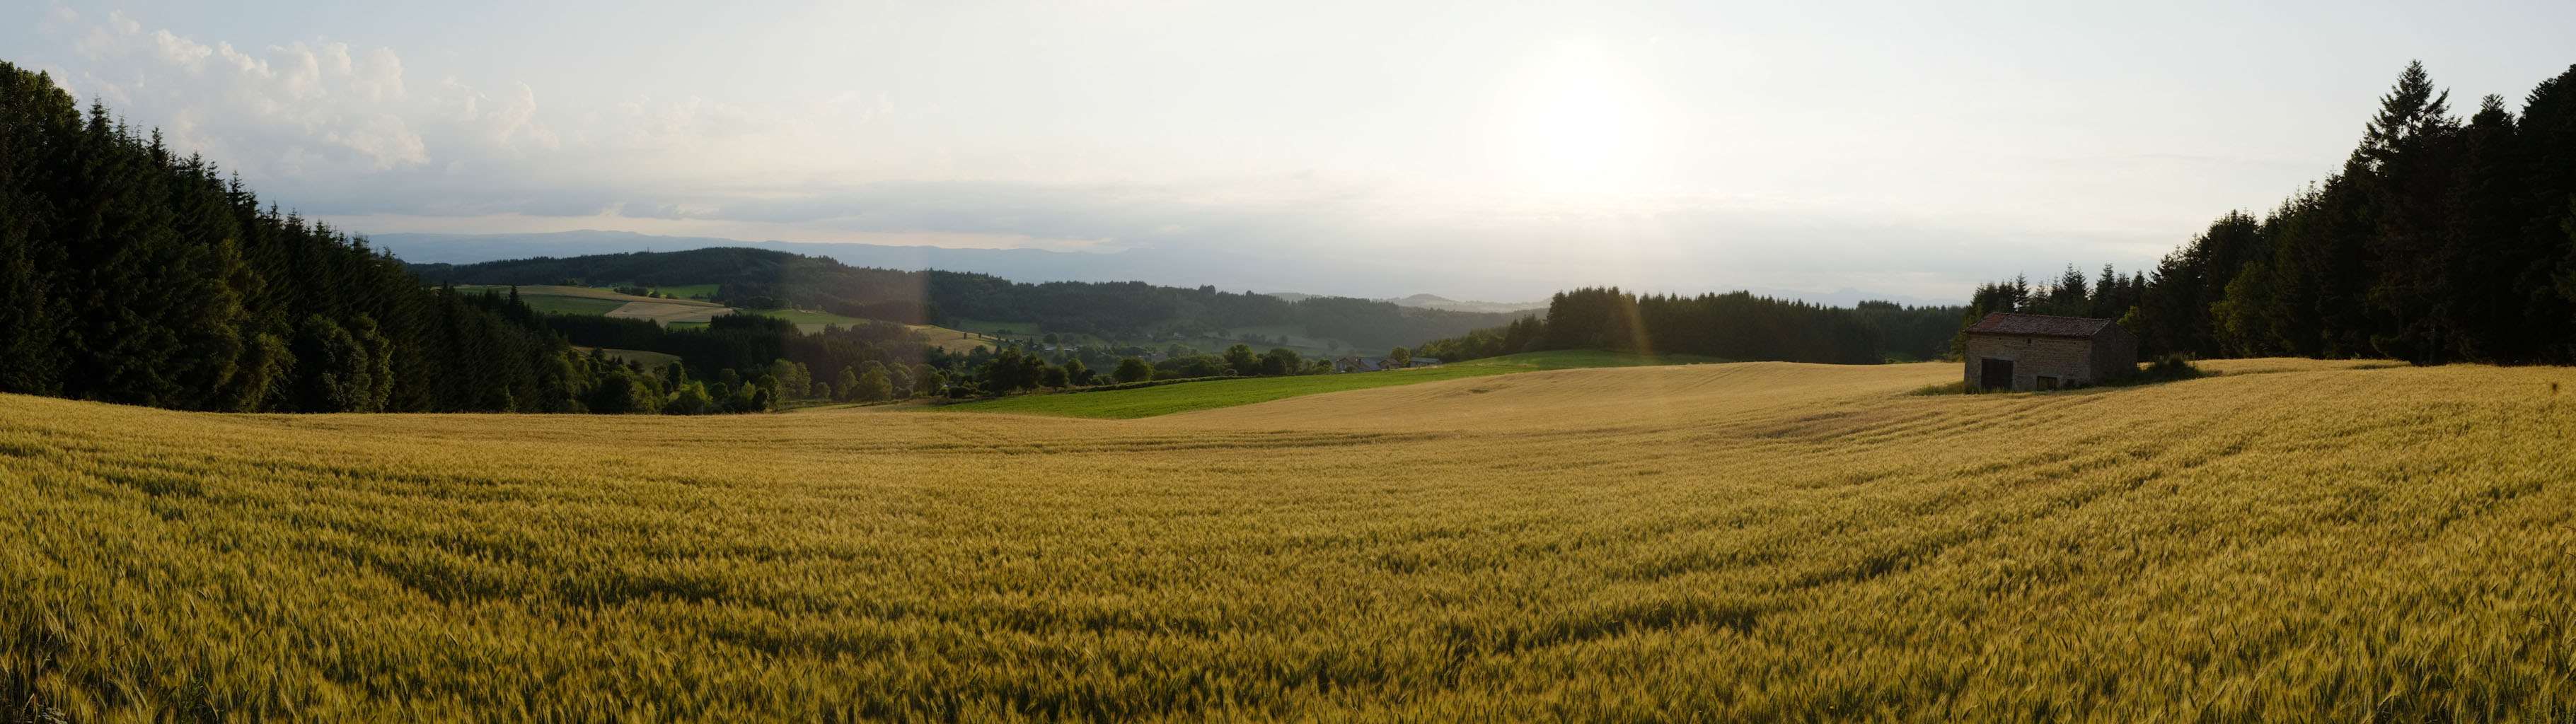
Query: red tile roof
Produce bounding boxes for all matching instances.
[1964,313,2118,338]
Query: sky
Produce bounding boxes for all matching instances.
[7,1,2574,303]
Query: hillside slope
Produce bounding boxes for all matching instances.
[4,360,2572,721]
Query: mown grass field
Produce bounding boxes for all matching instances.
[927,350,1724,419]
[908,324,994,354]
[5,359,2574,722]
[604,300,729,325]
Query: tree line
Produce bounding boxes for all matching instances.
[1414,288,1965,365]
[1974,62,2576,365]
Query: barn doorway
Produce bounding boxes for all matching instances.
[1979,358,2013,390]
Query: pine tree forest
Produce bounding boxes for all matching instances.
[2002,62,2576,365]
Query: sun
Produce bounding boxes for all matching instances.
[1514,42,1643,198]
[1537,70,1624,174]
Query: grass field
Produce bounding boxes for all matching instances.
[572,346,683,368]
[745,308,876,334]
[949,317,1044,337]
[927,350,1724,419]
[457,284,723,307]
[606,301,731,325]
[454,284,635,315]
[938,319,1366,356]
[908,324,993,353]
[730,310,988,350]
[456,284,729,323]
[5,358,2575,721]
[651,283,720,300]
[517,295,627,315]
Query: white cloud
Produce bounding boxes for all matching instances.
[324,115,429,170]
[58,11,562,176]
[437,78,555,151]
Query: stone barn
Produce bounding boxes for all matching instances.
[1961,313,2139,392]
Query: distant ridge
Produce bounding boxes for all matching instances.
[371,230,1125,284]
[370,230,1959,309]
[1262,291,1547,315]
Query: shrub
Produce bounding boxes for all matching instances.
[2120,354,2210,385]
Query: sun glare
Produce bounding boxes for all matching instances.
[1515,42,1643,198]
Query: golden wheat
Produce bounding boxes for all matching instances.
[4,358,2571,722]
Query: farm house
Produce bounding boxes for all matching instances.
[1961,313,2138,392]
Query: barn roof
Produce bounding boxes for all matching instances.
[1964,313,2119,338]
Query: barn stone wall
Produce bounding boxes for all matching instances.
[1964,334,2119,391]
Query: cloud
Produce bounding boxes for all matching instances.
[59,11,566,178]
[51,11,896,222]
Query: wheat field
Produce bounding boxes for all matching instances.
[4,359,2573,722]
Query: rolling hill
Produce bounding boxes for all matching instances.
[3,359,2571,720]
[410,247,1542,351]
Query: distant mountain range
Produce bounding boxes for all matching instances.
[369,230,1954,309]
